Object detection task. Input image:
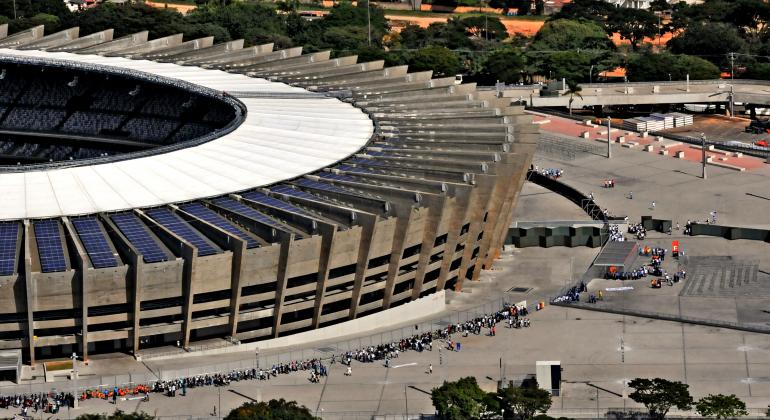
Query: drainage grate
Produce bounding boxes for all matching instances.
[508,287,532,293]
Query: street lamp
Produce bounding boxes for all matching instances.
[700,133,707,180]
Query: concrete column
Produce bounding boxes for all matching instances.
[226,240,246,339]
[311,223,336,329]
[349,214,378,320]
[61,218,90,361]
[22,221,35,366]
[180,246,196,348]
[272,232,295,338]
[99,214,144,356]
[382,211,413,309]
[436,185,472,291]
[472,161,516,280]
[456,175,496,290]
[487,147,535,258]
[410,194,448,300]
[131,256,143,354]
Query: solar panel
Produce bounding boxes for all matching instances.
[336,164,371,174]
[180,202,260,249]
[111,213,168,264]
[72,217,119,269]
[270,184,322,201]
[294,178,349,194]
[241,191,316,219]
[317,172,357,182]
[34,219,67,273]
[146,208,220,257]
[348,157,388,167]
[210,198,291,235]
[0,222,18,276]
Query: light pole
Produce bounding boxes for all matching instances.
[366,0,371,47]
[607,116,612,159]
[71,352,79,409]
[589,64,594,84]
[255,348,259,370]
[700,133,707,180]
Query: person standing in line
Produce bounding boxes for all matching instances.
[429,364,433,374]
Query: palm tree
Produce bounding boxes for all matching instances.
[566,80,583,116]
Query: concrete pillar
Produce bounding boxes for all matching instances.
[349,214,378,320]
[456,175,496,290]
[180,246,196,348]
[382,211,414,309]
[22,220,35,366]
[272,232,295,338]
[436,185,473,291]
[311,223,336,329]
[410,194,448,300]
[226,240,246,339]
[61,218,90,362]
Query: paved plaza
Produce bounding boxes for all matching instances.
[2,117,770,419]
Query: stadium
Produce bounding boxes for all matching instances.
[0,24,537,364]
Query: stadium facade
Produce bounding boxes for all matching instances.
[0,25,538,363]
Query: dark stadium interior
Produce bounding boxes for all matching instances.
[0,61,239,165]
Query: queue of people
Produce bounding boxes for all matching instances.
[0,392,75,415]
[0,301,535,415]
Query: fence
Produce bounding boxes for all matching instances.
[536,133,606,161]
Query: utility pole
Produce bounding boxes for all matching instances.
[366,0,371,46]
[607,116,612,159]
[12,0,16,20]
[729,52,735,81]
[701,133,707,180]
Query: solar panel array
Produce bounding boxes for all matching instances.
[34,219,67,273]
[146,208,220,257]
[72,217,119,269]
[180,203,260,249]
[348,157,388,167]
[211,198,291,235]
[241,191,316,219]
[111,212,169,264]
[336,164,371,174]
[0,223,18,276]
[318,172,357,182]
[294,178,349,194]
[271,185,323,202]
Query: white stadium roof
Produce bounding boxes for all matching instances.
[0,49,374,220]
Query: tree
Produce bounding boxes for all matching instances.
[667,22,747,66]
[695,394,748,419]
[628,378,693,420]
[747,62,770,80]
[530,19,614,52]
[225,399,317,420]
[605,8,658,51]
[455,15,509,42]
[407,46,462,76]
[498,382,553,419]
[565,80,582,115]
[76,411,154,420]
[481,47,526,84]
[626,51,720,82]
[550,0,614,24]
[431,377,490,420]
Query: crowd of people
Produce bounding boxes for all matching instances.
[531,166,563,179]
[627,222,647,240]
[0,302,535,415]
[0,391,75,415]
[608,224,625,242]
